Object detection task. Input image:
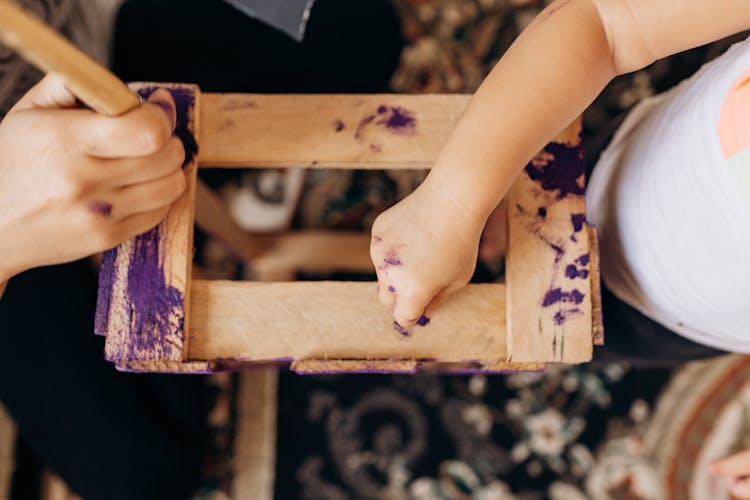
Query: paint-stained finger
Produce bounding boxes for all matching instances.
[393,287,437,328]
[71,89,177,158]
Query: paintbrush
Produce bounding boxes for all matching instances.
[0,0,141,116]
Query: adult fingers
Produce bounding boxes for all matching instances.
[8,73,77,113]
[93,136,185,187]
[711,450,750,478]
[68,88,177,158]
[112,169,186,218]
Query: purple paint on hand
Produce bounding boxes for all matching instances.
[571,213,586,232]
[416,314,430,327]
[137,86,199,166]
[334,119,346,132]
[149,98,177,129]
[524,141,585,200]
[388,285,396,292]
[89,201,113,217]
[393,321,412,337]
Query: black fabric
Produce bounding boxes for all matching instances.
[0,260,207,500]
[112,0,404,94]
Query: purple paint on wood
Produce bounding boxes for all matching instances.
[370,143,383,152]
[575,253,590,266]
[94,247,118,335]
[564,264,589,280]
[89,201,113,217]
[416,314,430,327]
[121,227,184,360]
[524,141,584,199]
[553,307,583,325]
[550,243,564,263]
[354,114,376,138]
[542,287,585,307]
[137,86,199,165]
[393,321,412,337]
[571,213,586,232]
[538,207,547,218]
[334,119,346,132]
[376,106,416,135]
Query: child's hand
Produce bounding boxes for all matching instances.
[370,178,486,328]
[0,73,186,283]
[710,448,750,498]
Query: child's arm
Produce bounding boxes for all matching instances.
[371,0,750,327]
[0,74,186,299]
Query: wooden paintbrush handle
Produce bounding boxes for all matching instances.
[0,0,140,116]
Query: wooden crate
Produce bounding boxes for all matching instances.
[95,89,602,374]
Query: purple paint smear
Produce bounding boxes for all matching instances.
[379,246,403,271]
[89,201,113,217]
[376,105,416,135]
[571,213,586,232]
[538,207,547,218]
[137,86,199,165]
[416,314,430,327]
[393,321,412,337]
[553,308,583,325]
[94,247,118,335]
[542,287,585,307]
[524,141,584,199]
[576,253,590,266]
[549,243,565,263]
[388,285,396,293]
[121,228,184,361]
[565,264,589,280]
[334,119,345,132]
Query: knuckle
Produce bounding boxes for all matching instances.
[138,121,170,154]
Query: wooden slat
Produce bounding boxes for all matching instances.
[505,119,593,363]
[188,280,506,363]
[96,83,200,368]
[199,93,470,169]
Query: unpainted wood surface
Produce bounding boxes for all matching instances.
[199,93,470,169]
[188,280,507,363]
[506,119,593,363]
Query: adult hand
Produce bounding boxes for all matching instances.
[0,73,186,285]
[711,448,750,498]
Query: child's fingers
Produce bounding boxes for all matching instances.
[114,206,171,244]
[112,169,186,218]
[69,89,177,159]
[376,277,397,311]
[424,283,463,319]
[711,450,750,477]
[393,286,436,328]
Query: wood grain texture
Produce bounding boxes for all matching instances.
[188,280,507,363]
[96,83,199,367]
[0,0,140,116]
[198,93,470,169]
[506,119,593,363]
